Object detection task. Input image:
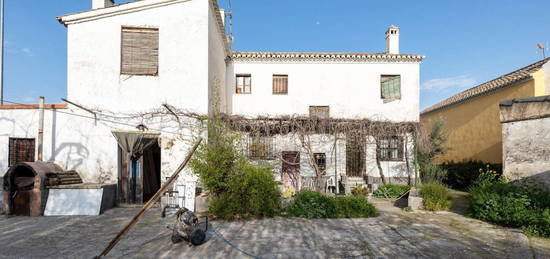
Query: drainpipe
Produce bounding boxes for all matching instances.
[37,96,44,161]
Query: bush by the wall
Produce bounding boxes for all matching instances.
[441,161,502,190]
[286,190,378,218]
[421,183,452,211]
[208,163,281,219]
[286,190,338,218]
[469,182,550,238]
[336,196,378,218]
[372,184,411,199]
[351,185,369,196]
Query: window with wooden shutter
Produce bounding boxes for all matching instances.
[121,27,159,76]
[247,134,275,160]
[236,74,251,94]
[377,136,404,161]
[8,138,35,166]
[272,74,288,94]
[309,106,330,119]
[381,75,401,103]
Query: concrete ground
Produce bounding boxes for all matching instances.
[0,194,549,258]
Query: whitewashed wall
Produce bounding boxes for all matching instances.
[229,61,420,122]
[207,3,228,114]
[245,132,415,192]
[66,0,210,113]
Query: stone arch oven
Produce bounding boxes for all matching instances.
[2,162,82,216]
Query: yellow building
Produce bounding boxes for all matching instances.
[420,58,549,164]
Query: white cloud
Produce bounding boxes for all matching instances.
[21,96,36,103]
[21,48,33,56]
[421,75,476,91]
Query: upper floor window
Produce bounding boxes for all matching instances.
[273,74,288,94]
[236,74,251,94]
[121,27,159,76]
[381,75,401,103]
[377,136,404,161]
[309,106,330,119]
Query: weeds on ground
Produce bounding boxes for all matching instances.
[421,183,452,211]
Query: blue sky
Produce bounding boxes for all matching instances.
[3,0,549,110]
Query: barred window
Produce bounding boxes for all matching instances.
[314,153,326,173]
[247,135,275,160]
[236,74,251,94]
[8,138,35,166]
[381,75,401,103]
[121,27,159,76]
[378,136,404,161]
[309,106,330,119]
[272,75,288,94]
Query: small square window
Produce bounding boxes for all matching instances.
[377,136,404,161]
[309,106,330,119]
[236,74,251,94]
[273,75,288,94]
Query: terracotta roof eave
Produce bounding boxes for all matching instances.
[231,52,425,62]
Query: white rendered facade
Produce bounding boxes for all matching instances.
[1,0,423,202]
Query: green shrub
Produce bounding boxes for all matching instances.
[421,183,452,211]
[208,164,281,219]
[372,184,411,199]
[441,161,502,190]
[286,190,338,218]
[468,182,550,238]
[336,196,378,218]
[420,163,447,184]
[286,191,378,218]
[190,117,281,219]
[351,185,369,196]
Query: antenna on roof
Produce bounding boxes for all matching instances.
[536,43,546,59]
[227,0,233,49]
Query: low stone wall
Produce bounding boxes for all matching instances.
[500,96,550,191]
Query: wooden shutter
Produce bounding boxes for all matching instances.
[121,27,159,76]
[273,75,288,94]
[8,138,35,166]
[381,75,401,103]
[309,106,330,119]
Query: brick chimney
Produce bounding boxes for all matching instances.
[385,25,400,54]
[93,0,115,9]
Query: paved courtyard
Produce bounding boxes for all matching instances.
[0,198,549,258]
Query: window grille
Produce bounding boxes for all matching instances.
[381,75,401,103]
[121,27,159,76]
[309,106,330,119]
[8,138,35,166]
[314,153,327,173]
[236,74,252,94]
[378,136,404,161]
[247,135,275,160]
[272,74,288,94]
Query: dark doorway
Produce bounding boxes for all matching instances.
[346,135,366,177]
[282,151,300,190]
[118,139,161,204]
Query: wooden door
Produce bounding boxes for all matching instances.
[282,151,300,190]
[12,191,31,216]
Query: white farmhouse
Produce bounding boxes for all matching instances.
[0,0,423,211]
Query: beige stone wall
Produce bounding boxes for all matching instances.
[500,98,550,191]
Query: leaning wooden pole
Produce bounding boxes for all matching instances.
[96,138,203,258]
